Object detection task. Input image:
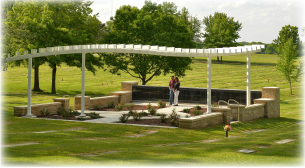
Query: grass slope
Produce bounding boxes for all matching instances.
[1,54,304,166]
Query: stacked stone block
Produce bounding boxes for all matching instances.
[90,96,119,109]
[53,98,70,111]
[211,107,231,124]
[111,91,132,103]
[254,87,280,118]
[121,81,138,91]
[13,102,62,116]
[242,104,265,122]
[74,96,91,110]
[228,104,245,121]
[179,112,223,129]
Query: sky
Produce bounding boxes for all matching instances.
[90,0,305,44]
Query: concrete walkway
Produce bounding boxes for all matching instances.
[81,100,204,124]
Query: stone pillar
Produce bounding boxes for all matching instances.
[53,98,70,111]
[121,81,138,91]
[74,96,91,111]
[261,87,280,118]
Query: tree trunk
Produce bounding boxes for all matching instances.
[289,82,292,95]
[33,66,42,92]
[217,56,219,62]
[221,56,222,63]
[51,64,57,94]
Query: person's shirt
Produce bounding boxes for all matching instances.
[174,82,180,91]
[169,80,176,89]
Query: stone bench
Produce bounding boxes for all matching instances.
[90,95,119,109]
[179,112,223,129]
[14,102,62,116]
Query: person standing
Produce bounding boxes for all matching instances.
[169,76,176,105]
[173,77,180,106]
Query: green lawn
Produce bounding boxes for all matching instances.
[1,53,304,166]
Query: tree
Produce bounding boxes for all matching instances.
[273,25,301,56]
[3,0,104,94]
[101,1,197,85]
[276,38,303,95]
[202,12,242,62]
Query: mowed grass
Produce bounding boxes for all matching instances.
[1,53,304,166]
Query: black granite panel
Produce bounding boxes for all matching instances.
[132,85,262,105]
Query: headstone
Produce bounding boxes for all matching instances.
[238,149,256,153]
[275,139,294,144]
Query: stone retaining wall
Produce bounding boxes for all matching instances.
[241,104,265,122]
[179,112,223,129]
[211,107,231,125]
[14,102,62,116]
[90,96,119,109]
[74,96,91,110]
[53,98,70,110]
[111,91,132,103]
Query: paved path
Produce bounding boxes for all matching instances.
[81,101,204,124]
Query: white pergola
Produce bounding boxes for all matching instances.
[4,44,264,117]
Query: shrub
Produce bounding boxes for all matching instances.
[185,114,190,118]
[119,114,129,123]
[169,108,180,127]
[126,103,134,110]
[182,108,190,113]
[77,117,86,121]
[87,112,101,119]
[140,111,148,116]
[72,111,80,115]
[158,100,166,108]
[148,107,157,115]
[93,104,101,110]
[107,101,115,108]
[57,107,64,115]
[128,110,134,117]
[155,113,161,116]
[133,111,142,121]
[194,105,202,110]
[160,114,167,123]
[147,103,153,111]
[192,110,203,116]
[62,109,74,119]
[115,104,124,111]
[40,108,50,117]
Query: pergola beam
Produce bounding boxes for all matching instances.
[4,44,264,116]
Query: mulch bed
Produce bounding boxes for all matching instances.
[116,118,174,127]
[98,105,164,111]
[180,107,207,116]
[37,114,94,120]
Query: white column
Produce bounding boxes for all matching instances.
[246,51,251,106]
[207,53,212,113]
[80,51,86,117]
[25,56,33,117]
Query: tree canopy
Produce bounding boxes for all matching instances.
[101,0,198,85]
[274,25,303,95]
[3,0,104,93]
[202,12,242,48]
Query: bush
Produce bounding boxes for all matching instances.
[107,101,115,108]
[87,112,101,119]
[158,100,166,108]
[128,110,134,117]
[119,114,129,123]
[155,113,161,116]
[192,110,203,116]
[148,107,157,115]
[185,114,190,118]
[160,114,167,123]
[93,104,101,110]
[62,109,74,119]
[182,108,190,113]
[194,105,202,110]
[115,104,124,111]
[169,108,180,127]
[77,117,87,121]
[40,108,50,117]
[126,103,134,110]
[133,111,142,121]
[140,111,148,116]
[72,110,80,115]
[147,103,153,111]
